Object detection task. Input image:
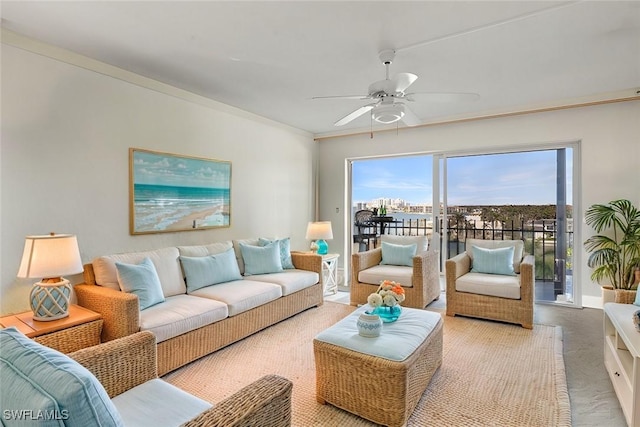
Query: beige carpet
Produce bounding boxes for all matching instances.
[164,302,571,426]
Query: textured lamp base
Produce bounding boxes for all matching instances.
[30,279,72,321]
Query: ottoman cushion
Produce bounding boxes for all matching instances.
[315,306,441,361]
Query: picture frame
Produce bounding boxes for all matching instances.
[129,148,231,234]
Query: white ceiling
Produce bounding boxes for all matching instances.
[2,1,639,137]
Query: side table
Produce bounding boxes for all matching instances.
[321,253,340,295]
[0,304,102,353]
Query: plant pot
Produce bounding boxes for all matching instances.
[614,289,637,304]
[602,286,616,305]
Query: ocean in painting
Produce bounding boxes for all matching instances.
[134,184,230,232]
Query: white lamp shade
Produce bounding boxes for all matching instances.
[305,221,333,240]
[18,234,84,279]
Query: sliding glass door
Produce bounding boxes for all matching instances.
[440,147,576,305]
[349,143,578,306]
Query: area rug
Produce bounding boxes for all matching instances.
[163,302,571,426]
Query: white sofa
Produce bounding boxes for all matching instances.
[75,238,323,375]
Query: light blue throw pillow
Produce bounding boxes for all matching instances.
[115,257,165,310]
[634,288,640,306]
[471,245,516,276]
[239,242,283,276]
[380,242,417,267]
[258,237,295,269]
[0,327,125,427]
[180,248,243,292]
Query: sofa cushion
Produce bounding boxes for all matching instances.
[232,238,260,275]
[139,295,228,343]
[466,238,524,273]
[0,327,124,427]
[189,280,282,317]
[112,378,211,427]
[455,272,521,299]
[180,248,242,292]
[177,241,233,257]
[259,237,295,269]
[246,270,319,296]
[93,247,185,297]
[239,242,283,276]
[380,242,417,267]
[381,235,428,252]
[115,257,166,310]
[470,246,516,276]
[358,264,414,288]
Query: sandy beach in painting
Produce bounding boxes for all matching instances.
[135,203,229,232]
[133,183,230,233]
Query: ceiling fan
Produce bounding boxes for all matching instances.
[313,49,479,127]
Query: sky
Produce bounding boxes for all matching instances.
[132,150,231,188]
[352,149,573,206]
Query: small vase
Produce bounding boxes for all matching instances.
[373,305,402,323]
[357,312,383,337]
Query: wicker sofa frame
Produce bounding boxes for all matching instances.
[75,252,323,375]
[69,331,293,426]
[445,252,535,329]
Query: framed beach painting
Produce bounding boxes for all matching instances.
[129,148,231,234]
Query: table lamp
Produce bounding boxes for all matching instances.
[306,221,333,255]
[17,233,84,321]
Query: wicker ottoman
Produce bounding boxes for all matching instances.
[313,307,443,427]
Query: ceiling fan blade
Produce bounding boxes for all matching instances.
[400,104,421,127]
[392,73,418,93]
[405,92,480,103]
[312,94,370,100]
[334,103,377,126]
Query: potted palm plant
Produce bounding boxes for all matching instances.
[584,199,640,303]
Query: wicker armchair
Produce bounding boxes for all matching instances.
[350,235,441,309]
[445,238,534,329]
[69,331,293,426]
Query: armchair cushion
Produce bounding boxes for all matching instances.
[112,378,211,427]
[380,242,417,267]
[0,327,124,427]
[358,264,414,288]
[115,257,165,310]
[381,235,428,252]
[466,238,524,273]
[470,246,516,276]
[455,272,521,299]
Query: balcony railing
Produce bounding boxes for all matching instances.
[374,218,573,284]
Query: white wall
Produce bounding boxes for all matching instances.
[1,40,317,314]
[317,101,640,308]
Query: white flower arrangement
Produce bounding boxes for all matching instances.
[367,280,406,308]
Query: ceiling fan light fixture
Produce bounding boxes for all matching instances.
[372,103,405,124]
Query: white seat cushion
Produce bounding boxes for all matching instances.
[189,280,282,316]
[247,270,319,295]
[139,294,228,343]
[358,264,414,288]
[112,379,211,427]
[455,272,521,299]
